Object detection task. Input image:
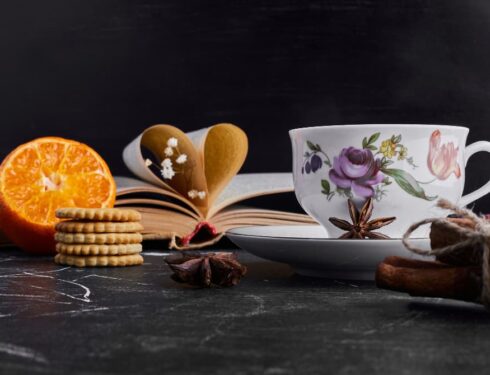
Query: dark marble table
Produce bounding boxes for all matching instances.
[0,247,488,375]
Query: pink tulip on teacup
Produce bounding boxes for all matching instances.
[290,124,490,238]
[427,129,461,180]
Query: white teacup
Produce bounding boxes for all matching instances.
[290,124,490,238]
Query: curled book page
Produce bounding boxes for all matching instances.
[122,123,248,214]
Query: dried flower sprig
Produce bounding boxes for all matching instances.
[144,136,206,200]
[188,189,206,200]
[144,136,188,181]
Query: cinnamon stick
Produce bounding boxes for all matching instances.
[376,256,481,302]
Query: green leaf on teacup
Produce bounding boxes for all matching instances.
[381,157,394,167]
[391,134,402,144]
[382,168,437,201]
[321,179,335,200]
[368,132,380,145]
[321,179,331,194]
[307,141,322,152]
[362,132,380,150]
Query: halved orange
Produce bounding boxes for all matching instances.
[0,137,116,254]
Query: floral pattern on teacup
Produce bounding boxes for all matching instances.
[427,130,461,180]
[328,146,384,198]
[301,131,455,202]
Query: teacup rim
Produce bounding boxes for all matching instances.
[289,123,469,134]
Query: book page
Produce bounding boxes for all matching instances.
[116,176,162,193]
[122,123,248,215]
[122,132,172,190]
[136,207,199,238]
[212,206,316,226]
[212,204,316,234]
[186,127,210,150]
[208,173,296,217]
[200,124,248,206]
[123,125,209,210]
[116,198,200,220]
[176,124,249,207]
[115,176,202,217]
[123,126,210,181]
[214,207,315,222]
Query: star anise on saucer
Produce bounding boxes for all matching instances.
[328,198,396,239]
[164,252,247,287]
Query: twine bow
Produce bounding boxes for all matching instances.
[402,199,490,306]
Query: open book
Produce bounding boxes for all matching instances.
[117,123,315,249]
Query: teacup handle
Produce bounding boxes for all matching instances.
[460,141,490,206]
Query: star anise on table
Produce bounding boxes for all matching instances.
[328,198,396,239]
[164,252,247,287]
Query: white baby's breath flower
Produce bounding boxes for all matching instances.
[188,190,198,199]
[160,157,175,180]
[161,166,175,180]
[176,154,187,164]
[145,158,153,167]
[197,191,206,200]
[164,147,174,157]
[161,158,172,168]
[167,137,178,148]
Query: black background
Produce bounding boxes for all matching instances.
[1,0,490,211]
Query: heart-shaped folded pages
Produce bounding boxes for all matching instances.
[123,123,248,215]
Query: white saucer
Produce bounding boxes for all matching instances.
[226,225,431,280]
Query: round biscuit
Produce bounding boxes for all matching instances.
[54,232,143,244]
[54,253,144,267]
[56,243,142,256]
[55,208,141,222]
[55,221,143,233]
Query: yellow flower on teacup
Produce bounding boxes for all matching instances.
[427,130,461,180]
[397,146,408,160]
[379,139,396,158]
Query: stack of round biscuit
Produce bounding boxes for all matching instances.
[53,208,144,267]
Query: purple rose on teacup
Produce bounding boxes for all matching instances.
[328,147,384,198]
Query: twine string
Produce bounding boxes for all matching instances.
[402,199,490,306]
